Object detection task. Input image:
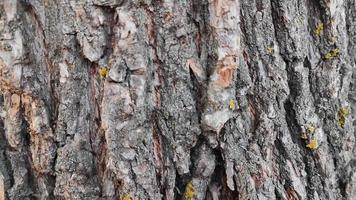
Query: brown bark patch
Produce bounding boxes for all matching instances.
[286,187,299,200]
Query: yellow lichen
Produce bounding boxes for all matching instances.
[324,48,339,59]
[314,22,324,36]
[122,194,131,200]
[266,47,274,55]
[184,181,195,199]
[307,126,315,134]
[99,66,107,77]
[306,138,318,150]
[339,107,349,115]
[301,125,315,139]
[229,99,236,110]
[337,106,349,128]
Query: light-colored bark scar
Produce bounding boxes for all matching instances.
[214,0,223,16]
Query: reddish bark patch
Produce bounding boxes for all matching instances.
[214,0,223,16]
[286,187,299,200]
[213,56,237,88]
[216,67,234,88]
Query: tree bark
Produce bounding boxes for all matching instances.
[0,0,355,199]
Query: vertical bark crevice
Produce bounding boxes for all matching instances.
[0,0,355,199]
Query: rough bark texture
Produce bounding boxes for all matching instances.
[0,0,355,199]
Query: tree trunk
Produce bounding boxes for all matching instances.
[0,0,355,199]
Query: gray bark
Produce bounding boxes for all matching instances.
[0,0,355,199]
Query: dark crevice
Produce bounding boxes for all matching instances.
[0,94,14,195]
[98,5,117,62]
[175,135,205,199]
[283,99,302,147]
[149,111,164,197]
[176,166,189,198]
[282,57,316,199]
[304,57,317,103]
[276,99,305,200]
[190,0,210,61]
[274,187,283,200]
[95,134,107,198]
[270,0,289,61]
[48,140,58,199]
[207,146,239,200]
[273,136,298,200]
[209,123,239,199]
[188,66,206,124]
[21,106,37,199]
[88,60,105,198]
[283,57,333,200]
[337,174,347,198]
[0,119,14,199]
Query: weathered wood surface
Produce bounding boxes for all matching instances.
[0,0,355,199]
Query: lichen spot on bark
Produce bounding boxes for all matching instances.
[337,106,349,128]
[229,99,235,110]
[99,66,107,78]
[306,138,318,150]
[184,181,195,199]
[324,48,340,59]
[314,22,324,36]
[122,194,131,200]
